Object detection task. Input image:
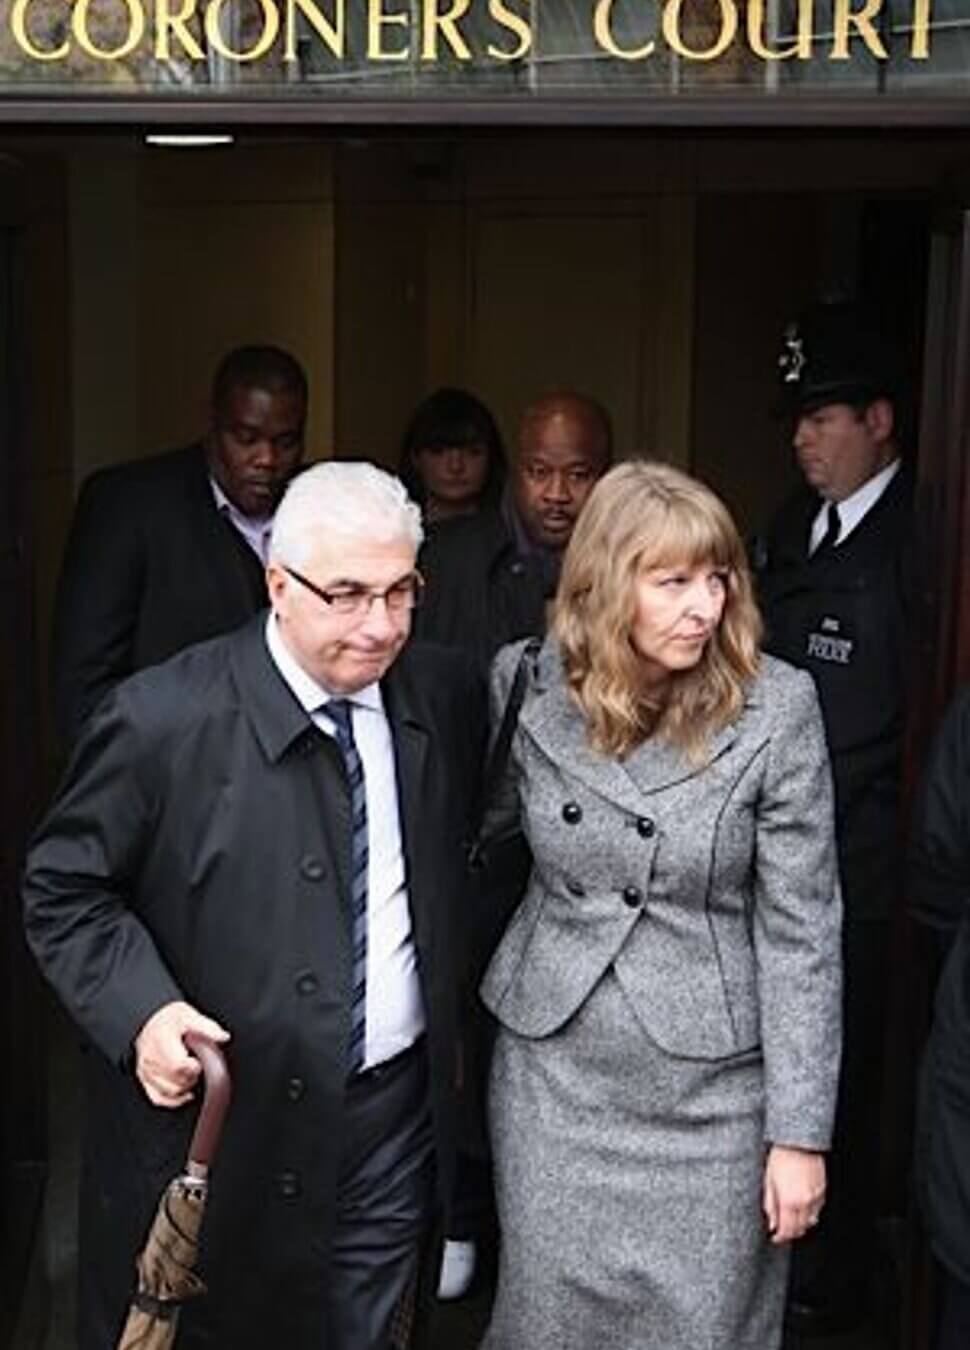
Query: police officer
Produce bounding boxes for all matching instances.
[755,300,913,1335]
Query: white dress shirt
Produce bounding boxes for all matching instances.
[265,615,425,1069]
[210,477,274,565]
[809,457,901,554]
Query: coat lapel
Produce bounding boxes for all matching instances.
[230,617,318,762]
[380,659,431,921]
[520,641,747,810]
[620,717,741,797]
[231,619,355,906]
[180,445,268,611]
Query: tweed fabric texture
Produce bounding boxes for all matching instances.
[477,639,841,1348]
[482,972,789,1350]
[480,643,842,1149]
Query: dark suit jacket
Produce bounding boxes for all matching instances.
[52,443,268,747]
[23,619,486,1348]
[755,469,914,922]
[414,509,548,671]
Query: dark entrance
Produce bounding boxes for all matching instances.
[0,158,47,1345]
[1,120,970,1350]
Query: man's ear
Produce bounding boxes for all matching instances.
[265,562,286,609]
[864,397,895,445]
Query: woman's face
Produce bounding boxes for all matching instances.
[631,558,728,687]
[412,443,489,511]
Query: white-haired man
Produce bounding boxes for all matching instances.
[24,462,486,1350]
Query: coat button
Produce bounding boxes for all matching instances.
[562,801,583,825]
[276,1170,301,1199]
[622,885,643,908]
[295,971,318,996]
[566,879,586,898]
[286,1076,306,1102]
[300,855,325,881]
[636,817,655,839]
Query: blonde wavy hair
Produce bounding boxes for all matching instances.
[553,461,762,761]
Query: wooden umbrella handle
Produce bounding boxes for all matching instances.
[183,1031,232,1171]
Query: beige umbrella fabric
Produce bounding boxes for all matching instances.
[117,1033,231,1350]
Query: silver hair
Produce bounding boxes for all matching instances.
[270,460,424,568]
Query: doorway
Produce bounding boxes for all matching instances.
[2,123,967,1350]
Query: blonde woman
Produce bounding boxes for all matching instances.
[478,462,842,1350]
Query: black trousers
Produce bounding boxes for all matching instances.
[327,1043,436,1350]
[937,1271,970,1350]
[78,1042,434,1350]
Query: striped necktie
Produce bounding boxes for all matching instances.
[327,700,368,1075]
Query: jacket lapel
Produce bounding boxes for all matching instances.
[380,659,431,927]
[520,641,746,809]
[181,445,268,611]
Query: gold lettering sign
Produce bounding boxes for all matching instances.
[593,0,655,60]
[284,0,345,60]
[422,0,473,60]
[156,0,206,62]
[487,0,532,60]
[11,0,70,60]
[74,0,147,60]
[831,0,888,61]
[747,0,813,61]
[663,0,737,63]
[910,0,933,60]
[367,0,411,61]
[0,0,945,70]
[206,0,280,61]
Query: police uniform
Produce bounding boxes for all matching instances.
[758,466,911,921]
[755,302,914,1333]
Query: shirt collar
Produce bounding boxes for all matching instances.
[822,457,901,542]
[264,613,382,716]
[211,476,276,567]
[500,484,565,597]
[210,475,271,528]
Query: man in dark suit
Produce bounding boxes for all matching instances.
[411,389,612,1299]
[24,461,485,1350]
[52,344,308,746]
[414,391,613,669]
[754,301,913,1335]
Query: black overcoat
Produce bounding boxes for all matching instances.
[23,618,486,1348]
[52,443,268,747]
[413,509,547,671]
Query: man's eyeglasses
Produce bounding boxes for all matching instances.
[283,565,424,616]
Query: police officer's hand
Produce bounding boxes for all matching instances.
[134,1000,230,1108]
[762,1144,826,1244]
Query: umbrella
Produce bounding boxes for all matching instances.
[117,1031,232,1349]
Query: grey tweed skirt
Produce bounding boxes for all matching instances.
[480,971,789,1350]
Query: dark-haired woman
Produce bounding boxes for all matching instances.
[401,388,509,1299]
[399,387,505,526]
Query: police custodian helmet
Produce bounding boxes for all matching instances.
[777,299,901,415]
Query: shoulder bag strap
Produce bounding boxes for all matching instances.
[467,636,541,864]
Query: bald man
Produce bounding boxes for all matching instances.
[414,391,612,666]
[412,391,612,1300]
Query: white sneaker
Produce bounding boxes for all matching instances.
[436,1238,477,1301]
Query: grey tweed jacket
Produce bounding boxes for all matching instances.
[480,638,843,1149]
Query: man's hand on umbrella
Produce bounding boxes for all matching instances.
[135,1001,231,1108]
